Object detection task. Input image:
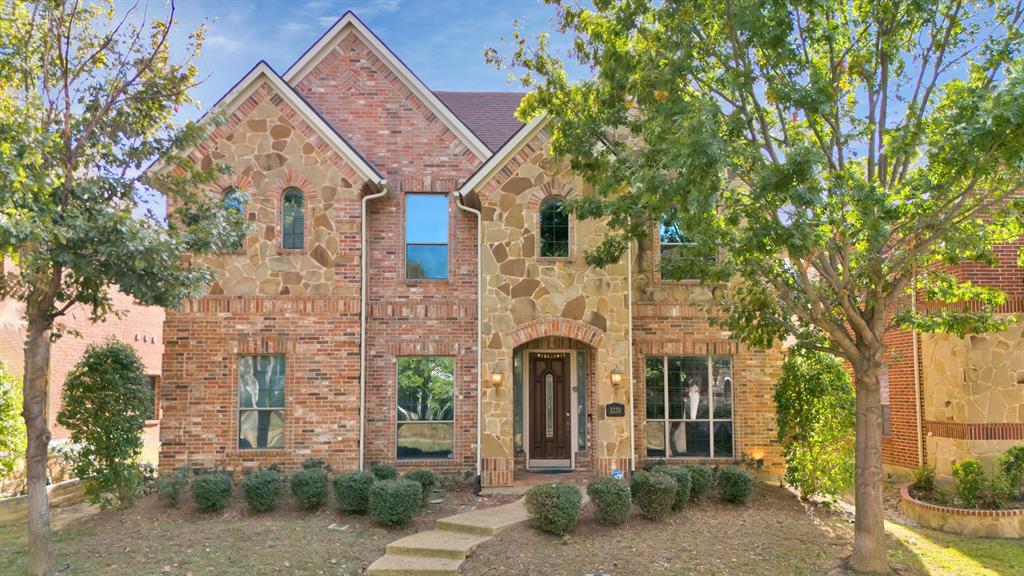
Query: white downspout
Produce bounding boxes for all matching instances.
[455,191,483,478]
[627,241,636,472]
[360,181,390,471]
[912,274,924,467]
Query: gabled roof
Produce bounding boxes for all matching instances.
[458,114,548,196]
[434,91,526,152]
[283,11,492,161]
[150,61,385,185]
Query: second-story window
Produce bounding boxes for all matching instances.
[659,219,699,280]
[223,187,245,252]
[539,197,569,257]
[406,194,448,280]
[282,188,304,249]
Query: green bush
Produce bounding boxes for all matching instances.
[979,472,1018,510]
[586,477,631,525]
[301,458,329,471]
[524,483,582,535]
[630,470,676,520]
[686,466,714,500]
[368,479,422,526]
[155,466,190,507]
[371,463,398,480]
[56,340,152,508]
[291,467,329,510]
[192,471,233,512]
[952,459,985,508]
[654,467,692,510]
[242,468,284,513]
[333,470,376,514]
[404,470,437,497]
[718,466,754,504]
[0,362,26,478]
[774,349,855,501]
[1000,446,1024,497]
[910,464,936,496]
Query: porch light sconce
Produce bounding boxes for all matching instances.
[609,368,623,387]
[490,370,504,387]
[752,450,765,470]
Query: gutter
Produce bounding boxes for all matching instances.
[454,191,484,478]
[912,273,924,467]
[360,180,391,471]
[627,241,636,472]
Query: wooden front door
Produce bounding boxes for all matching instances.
[529,353,571,462]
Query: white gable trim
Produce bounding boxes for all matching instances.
[283,12,491,161]
[458,114,548,195]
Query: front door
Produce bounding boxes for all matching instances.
[529,353,571,464]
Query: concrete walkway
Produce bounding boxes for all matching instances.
[367,498,529,576]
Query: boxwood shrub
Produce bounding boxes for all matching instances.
[368,479,423,526]
[655,467,692,510]
[291,467,329,510]
[718,466,754,504]
[586,477,631,525]
[333,470,377,514]
[242,468,284,513]
[630,470,676,520]
[525,483,582,535]
[686,466,714,500]
[370,463,399,481]
[155,466,190,507]
[192,471,232,512]
[404,470,438,498]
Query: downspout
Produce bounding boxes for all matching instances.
[454,191,483,479]
[627,241,636,472]
[912,272,924,467]
[360,181,390,471]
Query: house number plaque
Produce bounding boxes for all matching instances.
[605,402,626,417]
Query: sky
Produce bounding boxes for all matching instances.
[153,0,582,123]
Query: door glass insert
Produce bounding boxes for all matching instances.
[545,373,554,438]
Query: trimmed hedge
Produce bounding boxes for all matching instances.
[525,483,582,535]
[155,466,190,508]
[586,477,631,525]
[404,470,438,498]
[718,466,754,504]
[368,479,423,526]
[630,470,676,520]
[333,470,377,514]
[370,463,399,481]
[192,471,232,512]
[242,468,284,513]
[291,467,329,510]
[686,466,714,500]
[655,467,692,510]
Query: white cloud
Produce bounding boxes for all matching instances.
[278,21,312,34]
[206,34,242,52]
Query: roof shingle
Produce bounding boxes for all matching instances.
[434,91,526,152]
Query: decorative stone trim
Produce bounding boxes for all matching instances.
[900,485,1024,538]
[481,456,514,488]
[268,170,318,252]
[507,318,604,348]
[634,337,740,356]
[596,457,632,479]
[175,296,360,315]
[925,421,1024,441]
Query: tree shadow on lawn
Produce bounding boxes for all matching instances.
[883,521,1023,576]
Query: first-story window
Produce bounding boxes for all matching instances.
[397,356,454,460]
[238,355,285,449]
[645,355,733,458]
[142,375,158,421]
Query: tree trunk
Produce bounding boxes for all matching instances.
[23,317,54,576]
[849,359,887,574]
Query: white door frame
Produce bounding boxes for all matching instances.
[524,349,578,470]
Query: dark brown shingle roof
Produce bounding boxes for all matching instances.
[434,91,526,152]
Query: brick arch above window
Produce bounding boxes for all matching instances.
[267,171,320,252]
[507,317,604,349]
[525,180,578,212]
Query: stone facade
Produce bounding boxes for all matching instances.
[900,485,1024,538]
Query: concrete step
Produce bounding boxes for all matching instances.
[365,554,462,576]
[386,529,490,560]
[435,499,529,536]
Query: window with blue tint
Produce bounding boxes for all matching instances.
[406,194,448,279]
[282,188,304,249]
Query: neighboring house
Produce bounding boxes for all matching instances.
[0,272,164,462]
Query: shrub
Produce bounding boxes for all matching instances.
[291,467,329,510]
[586,477,631,525]
[952,459,985,508]
[155,466,191,507]
[686,466,714,500]
[718,466,754,504]
[56,340,152,508]
[370,463,398,481]
[301,457,329,471]
[979,472,1018,510]
[1000,446,1024,497]
[242,468,284,513]
[630,471,676,520]
[910,464,936,496]
[0,362,26,478]
[524,483,582,535]
[368,479,422,526]
[655,467,692,510]
[404,470,437,497]
[333,470,376,514]
[192,471,232,512]
[774,349,855,501]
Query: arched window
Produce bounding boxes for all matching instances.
[539,197,569,257]
[222,187,245,252]
[281,188,304,249]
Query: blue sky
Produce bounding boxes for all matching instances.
[160,0,581,122]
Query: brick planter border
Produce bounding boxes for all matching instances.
[899,484,1024,538]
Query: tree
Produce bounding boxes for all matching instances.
[0,362,26,478]
[0,2,242,573]
[775,347,855,501]
[57,340,151,508]
[492,1,1024,571]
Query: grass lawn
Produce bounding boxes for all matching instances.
[0,481,1019,575]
